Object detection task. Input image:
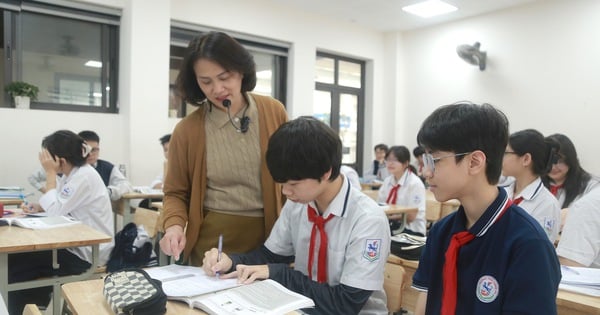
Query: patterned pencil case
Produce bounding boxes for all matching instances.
[103,268,167,315]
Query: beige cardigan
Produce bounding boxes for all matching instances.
[161,93,288,261]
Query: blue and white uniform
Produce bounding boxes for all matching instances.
[39,164,114,264]
[378,169,426,235]
[232,176,391,314]
[502,177,561,242]
[412,188,561,315]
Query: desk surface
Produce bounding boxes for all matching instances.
[0,223,112,254]
[0,199,23,206]
[63,278,300,315]
[63,278,207,315]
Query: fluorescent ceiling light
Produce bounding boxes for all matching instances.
[402,0,457,18]
[85,60,102,68]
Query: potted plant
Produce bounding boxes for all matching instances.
[5,81,39,109]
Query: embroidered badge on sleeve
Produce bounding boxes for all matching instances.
[60,186,74,199]
[363,239,381,261]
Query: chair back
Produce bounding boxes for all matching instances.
[383,262,407,313]
[133,207,160,238]
[22,304,43,315]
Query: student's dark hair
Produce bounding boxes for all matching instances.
[412,146,425,158]
[508,129,559,177]
[78,130,100,143]
[266,116,342,183]
[542,133,591,208]
[386,146,411,164]
[416,101,508,185]
[176,31,257,106]
[374,143,389,152]
[159,134,171,145]
[42,130,88,167]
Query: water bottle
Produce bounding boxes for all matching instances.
[119,164,127,177]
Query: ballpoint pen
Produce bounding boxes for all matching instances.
[216,234,223,279]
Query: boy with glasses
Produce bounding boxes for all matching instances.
[412,102,560,315]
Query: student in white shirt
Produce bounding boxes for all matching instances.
[9,130,114,315]
[378,145,427,236]
[501,129,561,243]
[27,130,131,200]
[340,165,361,190]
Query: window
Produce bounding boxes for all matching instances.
[0,1,120,112]
[314,52,365,173]
[169,24,288,118]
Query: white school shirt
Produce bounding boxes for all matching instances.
[554,176,600,208]
[265,176,390,314]
[340,165,361,190]
[557,186,600,268]
[377,170,427,235]
[39,164,115,264]
[503,177,561,243]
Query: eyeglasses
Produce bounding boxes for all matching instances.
[385,158,400,163]
[90,147,100,153]
[422,152,471,174]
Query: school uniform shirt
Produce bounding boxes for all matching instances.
[377,170,427,235]
[502,177,561,243]
[340,165,361,190]
[412,188,561,314]
[38,164,114,265]
[364,160,389,182]
[554,176,600,208]
[264,176,391,314]
[557,186,600,268]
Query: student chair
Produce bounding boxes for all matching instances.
[383,261,407,314]
[22,304,43,315]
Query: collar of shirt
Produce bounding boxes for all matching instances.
[205,92,255,130]
[452,187,511,238]
[308,175,352,219]
[513,177,544,202]
[393,169,411,186]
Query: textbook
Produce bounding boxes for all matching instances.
[0,215,80,229]
[559,265,600,296]
[145,264,315,314]
[133,186,164,196]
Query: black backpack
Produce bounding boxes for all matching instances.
[107,222,155,272]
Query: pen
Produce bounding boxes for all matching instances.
[216,234,223,279]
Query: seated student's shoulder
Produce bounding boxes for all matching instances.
[503,204,555,243]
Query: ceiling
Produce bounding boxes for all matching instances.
[270,0,543,32]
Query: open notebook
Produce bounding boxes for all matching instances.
[144,264,314,314]
[0,215,79,229]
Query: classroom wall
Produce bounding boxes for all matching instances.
[1,0,599,200]
[394,0,600,175]
[0,0,389,199]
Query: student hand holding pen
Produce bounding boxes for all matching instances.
[201,247,270,284]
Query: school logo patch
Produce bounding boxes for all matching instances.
[476,275,499,303]
[412,194,422,204]
[363,239,381,262]
[543,217,555,232]
[60,186,74,199]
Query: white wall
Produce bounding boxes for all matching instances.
[395,0,600,174]
[2,0,599,200]
[0,0,388,199]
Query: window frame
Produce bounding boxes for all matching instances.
[0,0,120,113]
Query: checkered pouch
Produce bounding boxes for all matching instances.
[103,268,167,315]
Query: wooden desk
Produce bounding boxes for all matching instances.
[63,278,207,315]
[0,224,111,315]
[62,278,301,315]
[385,205,418,232]
[0,198,23,206]
[557,289,600,315]
[360,181,382,191]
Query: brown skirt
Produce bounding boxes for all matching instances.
[189,211,265,266]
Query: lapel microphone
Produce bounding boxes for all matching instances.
[222,99,250,133]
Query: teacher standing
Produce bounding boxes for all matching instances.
[159,31,287,265]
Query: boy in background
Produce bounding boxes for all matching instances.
[412,102,560,315]
[202,117,391,314]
